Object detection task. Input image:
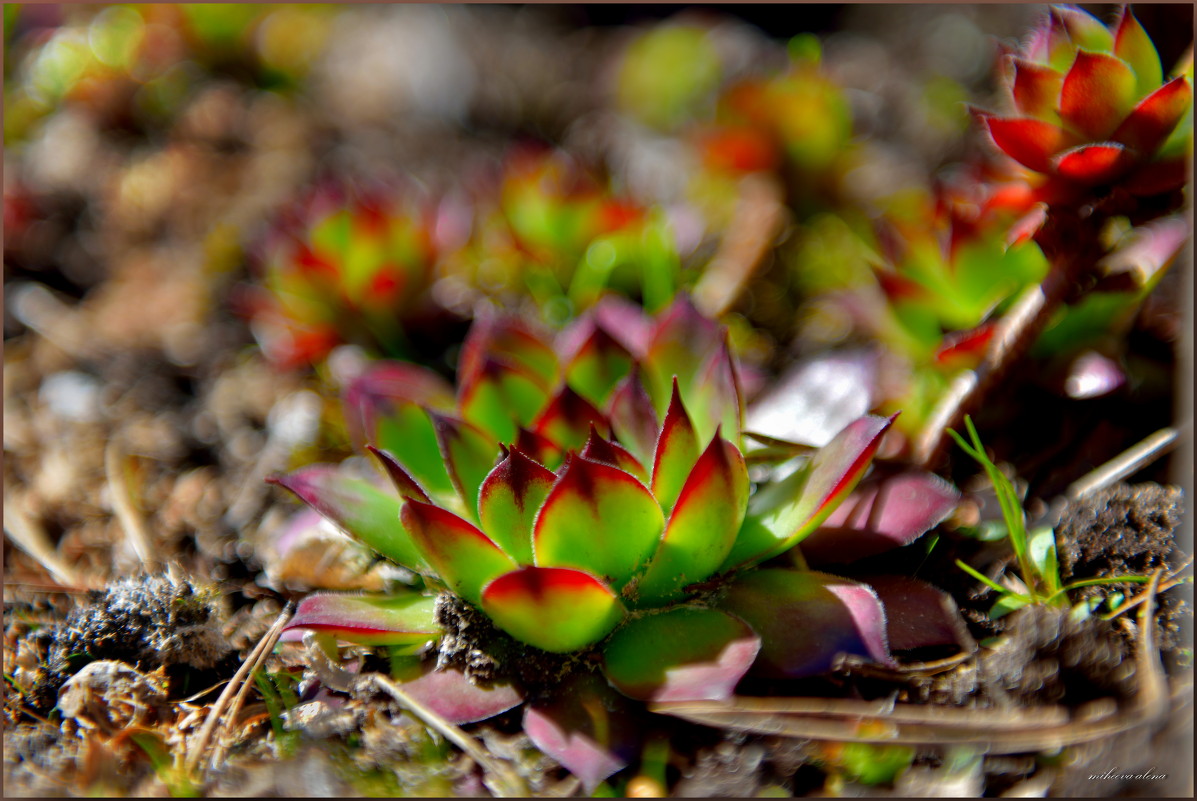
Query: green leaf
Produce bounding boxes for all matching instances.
[602,607,759,701]
[401,500,517,606]
[990,593,1032,619]
[1114,7,1164,96]
[281,592,441,647]
[430,413,499,524]
[721,414,895,570]
[651,380,701,515]
[1027,525,1062,596]
[579,426,649,485]
[533,455,664,590]
[366,446,431,503]
[478,448,557,565]
[633,433,748,605]
[564,326,634,408]
[481,566,625,653]
[532,386,610,452]
[458,358,552,445]
[268,466,431,573]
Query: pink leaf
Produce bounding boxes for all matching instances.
[399,664,524,725]
[801,469,961,566]
[863,575,977,654]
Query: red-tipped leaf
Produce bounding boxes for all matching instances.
[564,326,634,408]
[985,115,1078,173]
[458,357,552,445]
[651,380,701,514]
[478,448,557,565]
[533,455,664,589]
[481,566,626,653]
[400,500,516,606]
[1052,142,1134,184]
[721,414,895,570]
[430,412,497,523]
[366,446,431,503]
[580,426,649,485]
[1060,51,1138,140]
[633,433,748,605]
[1009,57,1065,119]
[1112,76,1192,155]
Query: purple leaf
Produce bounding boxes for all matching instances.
[607,365,661,468]
[719,569,894,679]
[861,575,977,654]
[602,607,760,702]
[801,469,960,566]
[399,664,524,725]
[523,672,641,793]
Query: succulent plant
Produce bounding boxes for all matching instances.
[269,299,964,790]
[238,182,445,368]
[978,5,1191,198]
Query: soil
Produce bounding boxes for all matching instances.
[3,4,1191,798]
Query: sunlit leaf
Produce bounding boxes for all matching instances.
[481,566,625,653]
[478,448,556,565]
[280,592,440,647]
[401,500,516,605]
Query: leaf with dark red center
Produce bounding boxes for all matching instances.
[268,466,431,573]
[580,426,648,485]
[398,664,524,725]
[634,433,748,605]
[401,500,516,606]
[532,385,610,453]
[651,381,701,515]
[532,455,663,588]
[607,365,660,467]
[1009,57,1064,119]
[602,607,760,702]
[478,448,556,565]
[863,575,977,654]
[1112,77,1192,155]
[686,332,744,444]
[458,357,552,444]
[721,415,895,570]
[644,294,722,406]
[366,446,431,503]
[801,470,961,566]
[280,592,440,646]
[523,673,641,793]
[984,115,1078,173]
[1052,142,1134,184]
[513,426,565,471]
[1060,51,1138,139]
[1114,7,1164,95]
[457,314,558,392]
[430,413,497,523]
[481,566,626,652]
[718,569,894,678]
[564,326,634,408]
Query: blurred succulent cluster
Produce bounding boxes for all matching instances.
[4,4,334,143]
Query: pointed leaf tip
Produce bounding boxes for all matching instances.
[401,499,516,605]
[478,447,556,565]
[534,455,664,589]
